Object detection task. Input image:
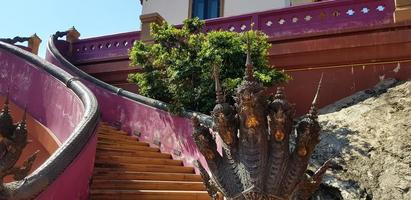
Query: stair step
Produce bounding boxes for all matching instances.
[90,190,210,200]
[97,144,159,152]
[92,171,202,182]
[97,134,140,143]
[92,122,207,199]
[91,180,205,191]
[96,150,171,159]
[96,130,131,137]
[97,132,137,140]
[94,163,194,173]
[97,140,149,146]
[95,155,182,166]
[98,127,129,135]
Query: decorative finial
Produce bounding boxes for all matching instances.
[245,33,254,81]
[309,73,324,118]
[66,26,80,43]
[213,65,225,104]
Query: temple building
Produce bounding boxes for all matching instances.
[141,0,323,24]
[0,0,410,199]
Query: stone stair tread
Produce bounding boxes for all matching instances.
[97,146,151,153]
[97,132,137,140]
[93,179,204,184]
[91,189,209,194]
[91,190,210,200]
[92,171,202,181]
[97,134,139,142]
[91,180,206,191]
[97,144,159,152]
[94,163,194,173]
[97,140,149,146]
[98,127,129,135]
[96,150,172,158]
[95,156,182,166]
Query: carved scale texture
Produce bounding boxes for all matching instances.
[280,117,319,197]
[265,98,294,194]
[236,81,268,190]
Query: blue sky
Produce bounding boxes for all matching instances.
[0,0,142,57]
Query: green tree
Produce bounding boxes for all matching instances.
[129,18,289,114]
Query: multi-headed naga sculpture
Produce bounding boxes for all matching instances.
[0,97,38,198]
[193,46,329,200]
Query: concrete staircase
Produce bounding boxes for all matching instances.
[90,123,210,200]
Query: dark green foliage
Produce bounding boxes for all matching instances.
[129,18,289,114]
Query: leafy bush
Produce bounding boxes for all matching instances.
[129,18,289,114]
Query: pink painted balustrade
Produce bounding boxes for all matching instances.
[205,0,394,39]
[70,31,140,64]
[68,0,395,63]
[0,41,99,199]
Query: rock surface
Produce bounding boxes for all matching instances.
[311,79,411,200]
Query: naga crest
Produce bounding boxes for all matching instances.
[0,96,39,199]
[193,42,329,200]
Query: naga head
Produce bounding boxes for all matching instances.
[211,65,237,146]
[295,74,323,157]
[268,87,295,142]
[235,47,266,133]
[193,116,217,160]
[295,118,320,157]
[212,109,235,145]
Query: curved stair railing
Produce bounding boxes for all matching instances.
[0,40,99,199]
[47,30,213,171]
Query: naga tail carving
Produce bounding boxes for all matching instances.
[193,36,330,200]
[196,160,224,200]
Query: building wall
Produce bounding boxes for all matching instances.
[141,0,296,24]
[141,0,190,25]
[291,0,315,6]
[140,0,322,25]
[224,0,290,17]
